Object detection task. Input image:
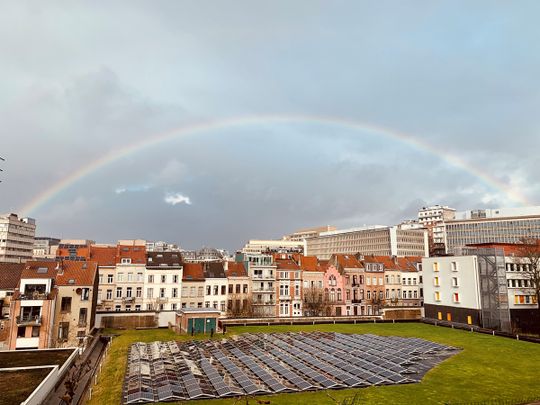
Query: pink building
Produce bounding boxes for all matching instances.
[322,262,347,316]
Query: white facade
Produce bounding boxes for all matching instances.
[505,257,538,309]
[144,267,183,312]
[203,278,228,314]
[242,240,306,254]
[422,256,481,310]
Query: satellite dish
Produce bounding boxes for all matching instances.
[76,288,82,295]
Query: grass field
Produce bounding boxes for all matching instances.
[88,323,540,405]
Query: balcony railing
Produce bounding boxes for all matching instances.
[156,297,169,303]
[17,292,51,300]
[253,300,275,305]
[122,297,135,303]
[252,288,275,293]
[16,315,42,326]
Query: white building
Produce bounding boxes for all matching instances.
[145,252,183,312]
[0,214,36,263]
[240,253,276,317]
[202,262,228,314]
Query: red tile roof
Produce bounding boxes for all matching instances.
[298,256,319,272]
[56,261,98,286]
[21,260,98,286]
[182,263,205,281]
[90,246,117,266]
[275,259,301,270]
[0,262,24,289]
[226,262,247,277]
[334,254,362,268]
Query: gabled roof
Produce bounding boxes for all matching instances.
[0,262,24,289]
[182,263,205,281]
[333,254,362,268]
[21,261,58,279]
[275,259,300,270]
[361,256,400,270]
[226,262,247,277]
[56,261,98,286]
[90,246,117,266]
[297,256,320,272]
[203,262,226,278]
[21,260,98,286]
[146,251,183,267]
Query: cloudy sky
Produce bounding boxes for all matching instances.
[1,1,540,251]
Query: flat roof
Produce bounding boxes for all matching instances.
[0,367,54,405]
[0,348,75,368]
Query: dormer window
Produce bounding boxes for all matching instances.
[121,258,132,264]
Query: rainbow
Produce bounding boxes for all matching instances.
[19,114,532,215]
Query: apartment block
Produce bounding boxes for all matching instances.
[8,260,98,350]
[145,251,183,312]
[202,262,228,314]
[181,263,205,309]
[224,262,250,316]
[0,214,36,263]
[275,256,303,317]
[33,237,60,259]
[239,253,276,317]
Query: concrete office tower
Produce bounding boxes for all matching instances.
[306,225,428,260]
[445,206,540,254]
[0,214,36,263]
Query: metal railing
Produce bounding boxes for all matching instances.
[16,315,42,325]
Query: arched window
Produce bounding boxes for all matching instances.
[337,288,342,301]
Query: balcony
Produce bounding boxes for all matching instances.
[17,292,52,300]
[253,300,275,305]
[252,288,275,293]
[156,297,169,303]
[351,299,363,304]
[16,315,42,326]
[252,274,274,280]
[78,321,87,328]
[122,297,135,303]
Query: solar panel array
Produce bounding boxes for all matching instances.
[123,332,459,403]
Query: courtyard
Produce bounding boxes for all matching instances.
[88,323,540,405]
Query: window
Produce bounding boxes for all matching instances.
[147,288,153,299]
[433,277,440,287]
[116,287,122,298]
[78,308,87,326]
[213,285,219,295]
[243,284,248,294]
[117,273,124,282]
[136,287,142,298]
[172,303,177,310]
[220,301,225,311]
[172,288,178,298]
[451,261,458,271]
[107,274,113,283]
[127,273,133,282]
[434,291,441,301]
[452,277,459,287]
[235,284,241,294]
[121,258,131,264]
[221,285,226,295]
[135,305,141,311]
[81,288,90,301]
[126,287,132,298]
[433,262,439,272]
[206,285,211,295]
[160,288,165,298]
[148,275,154,283]
[61,297,72,312]
[198,287,204,297]
[173,275,178,283]
[161,275,166,283]
[32,326,40,337]
[106,289,112,300]
[99,274,103,284]
[17,326,26,338]
[137,273,143,282]
[58,322,69,340]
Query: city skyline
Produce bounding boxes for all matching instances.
[2,1,540,250]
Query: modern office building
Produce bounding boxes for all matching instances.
[241,240,306,255]
[0,213,36,263]
[445,207,540,254]
[306,225,428,260]
[283,226,336,242]
[417,205,456,256]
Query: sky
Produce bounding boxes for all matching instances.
[1,1,540,251]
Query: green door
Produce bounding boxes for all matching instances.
[187,318,194,334]
[206,317,216,333]
[194,318,205,334]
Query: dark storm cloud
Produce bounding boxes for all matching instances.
[1,1,539,251]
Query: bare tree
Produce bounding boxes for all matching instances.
[517,238,540,312]
[303,287,331,317]
[227,295,255,318]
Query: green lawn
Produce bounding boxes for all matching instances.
[88,323,540,405]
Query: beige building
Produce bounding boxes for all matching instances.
[225,262,251,316]
[0,213,36,263]
[241,240,306,254]
[307,225,428,260]
[283,226,336,242]
[181,263,205,309]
